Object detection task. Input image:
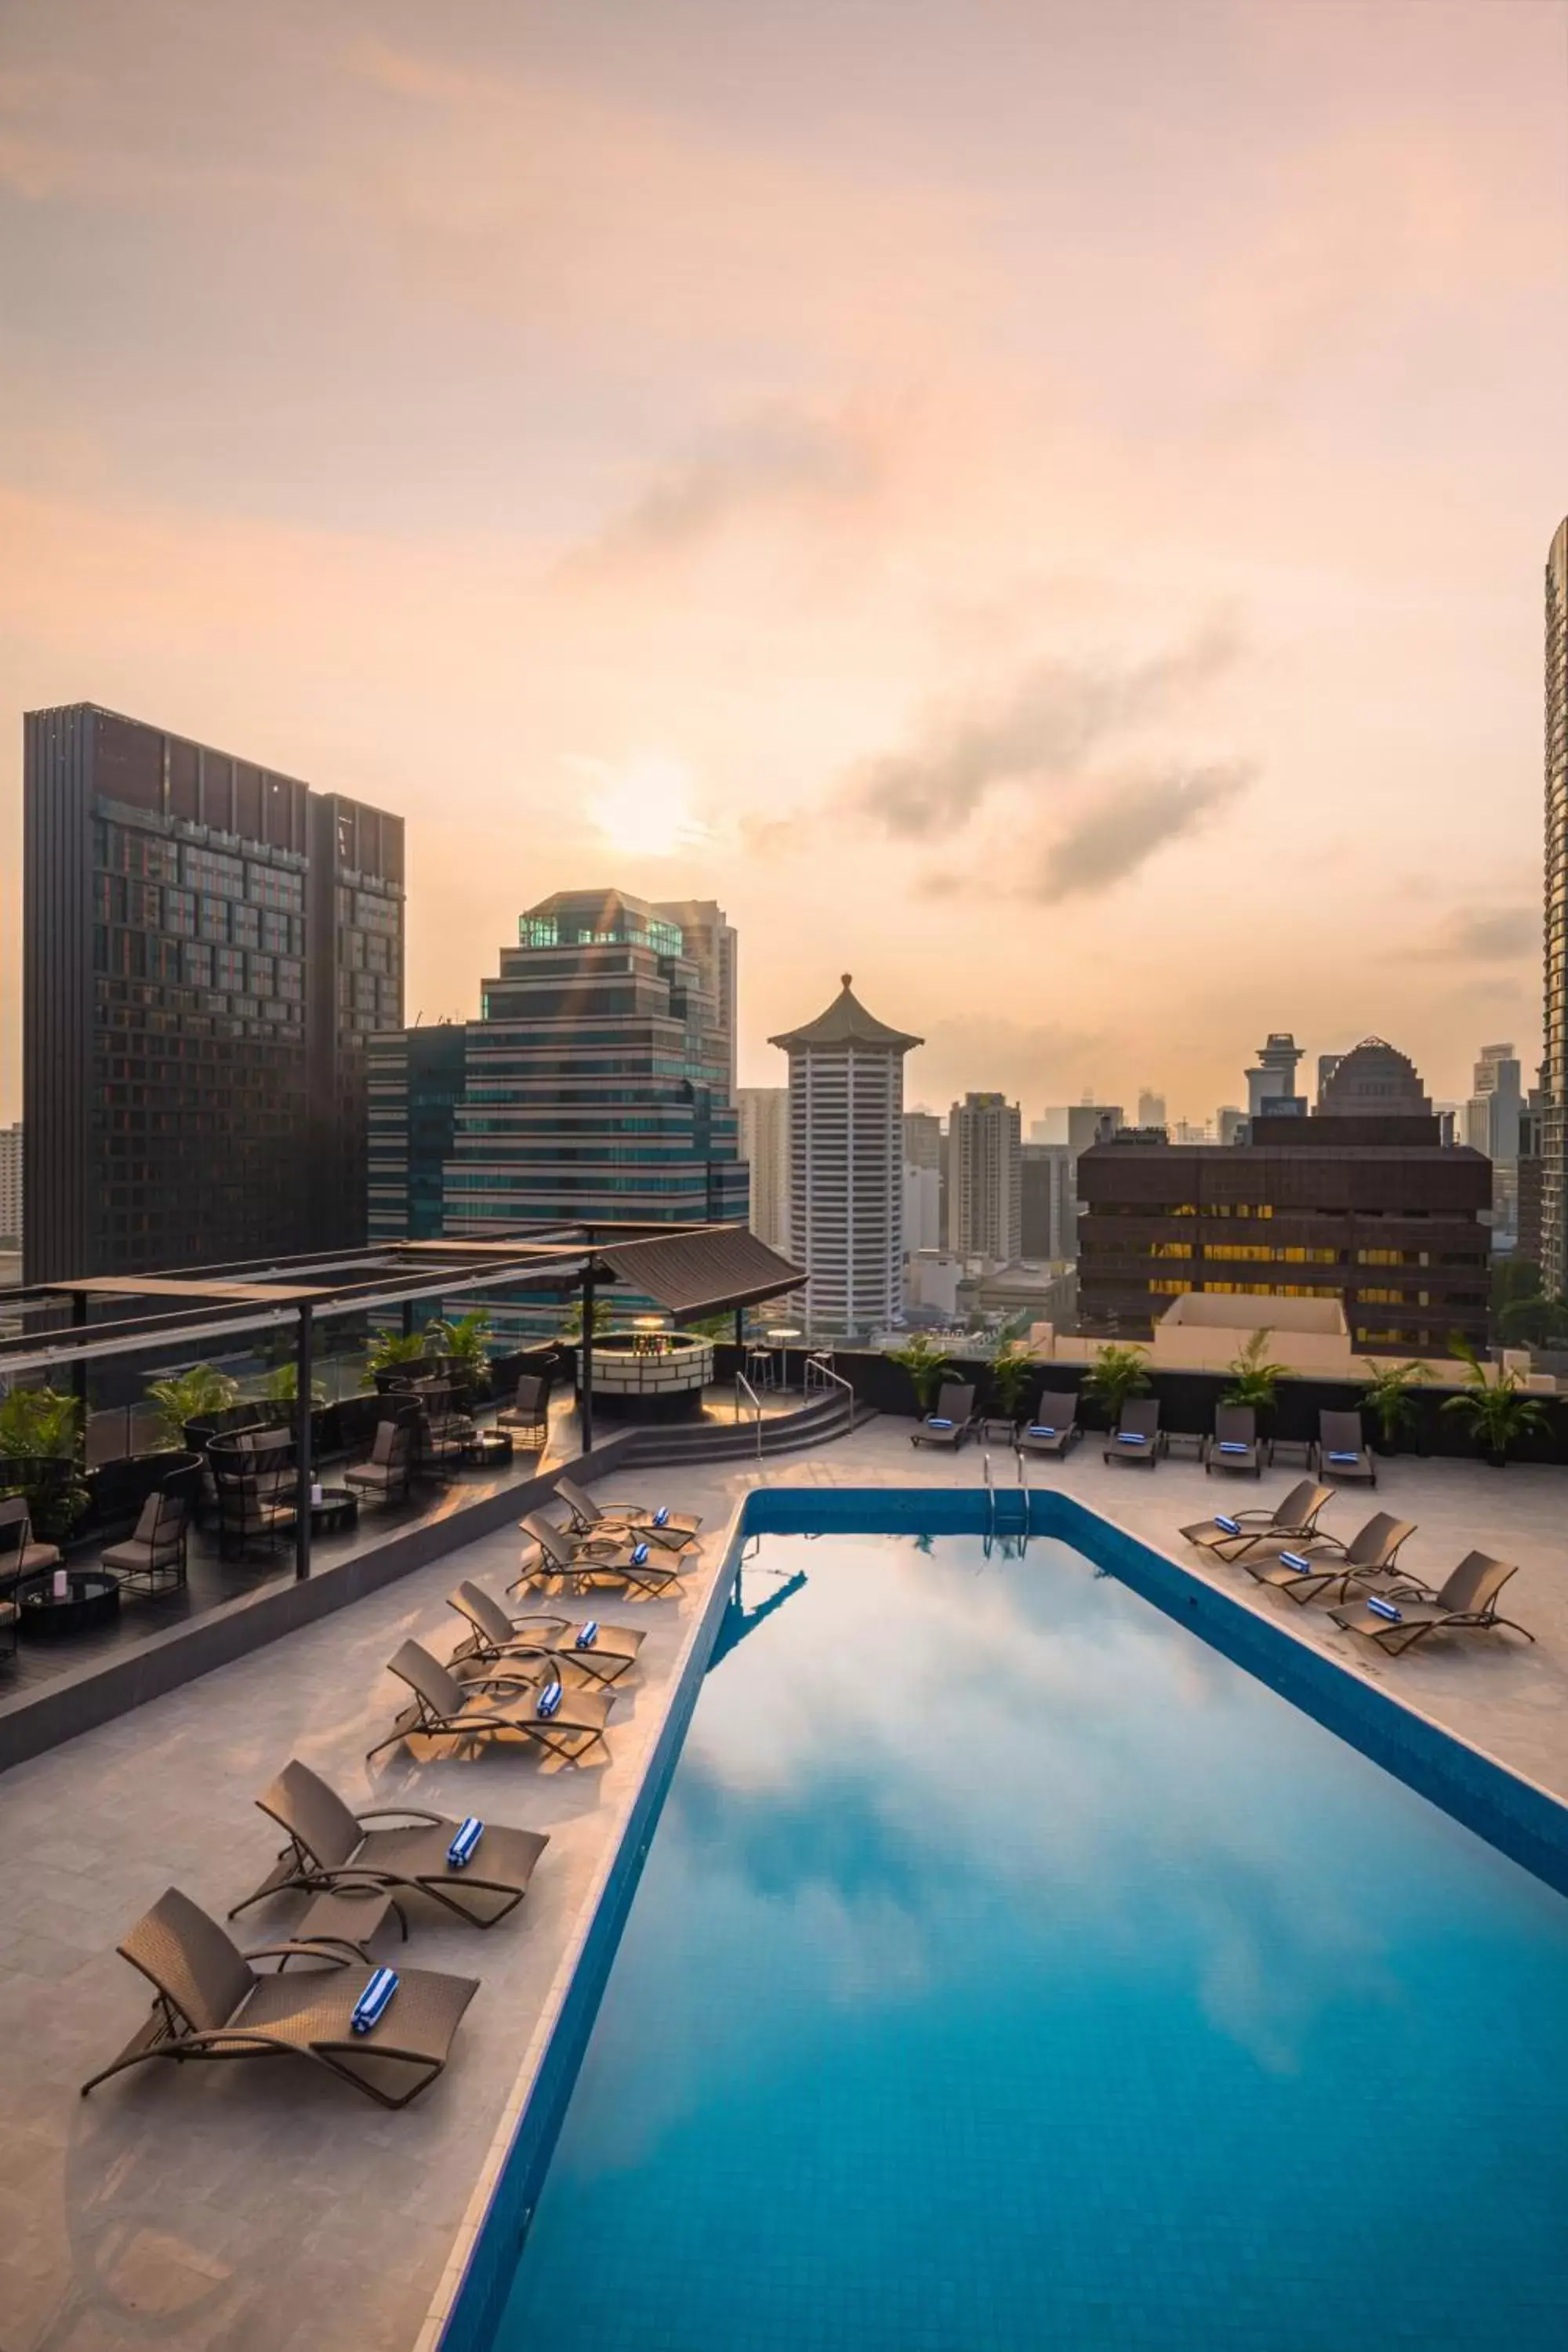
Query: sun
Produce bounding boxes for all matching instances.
[580,755,707,857]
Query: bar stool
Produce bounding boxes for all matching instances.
[743,1345,776,1393]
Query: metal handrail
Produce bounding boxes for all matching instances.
[1014,1443,1031,1541]
[734,1370,764,1461]
[982,1447,996,1541]
[812,1361,855,1418]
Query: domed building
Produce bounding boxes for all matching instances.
[1316,1038,1430,1117]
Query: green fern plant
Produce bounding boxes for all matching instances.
[260,1362,327,1409]
[1441,1336,1548,1468]
[145,1363,241,1450]
[985,1338,1033,1423]
[1221,1328,1289,1414]
[362,1328,436,1388]
[1357,1358,1429,1450]
[428,1309,493,1377]
[1081,1344,1151,1427]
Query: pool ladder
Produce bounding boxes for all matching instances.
[982,1446,1032,1543]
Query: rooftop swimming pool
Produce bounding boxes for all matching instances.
[474,1500,1568,2352]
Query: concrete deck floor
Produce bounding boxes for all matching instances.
[2,1425,1565,2352]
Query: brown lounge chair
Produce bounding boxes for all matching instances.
[0,1494,64,1582]
[910,1384,976,1451]
[1181,1479,1334,1561]
[103,1488,192,1595]
[231,1758,550,1930]
[1313,1410,1377,1486]
[1015,1394,1080,1458]
[368,1639,614,1766]
[1236,1512,1417,1605]
[1104,1398,1164,1467]
[517,1510,687,1599]
[447,1580,644,1689]
[81,1886,477,2110]
[1206,1405,1264,1479]
[554,1474,702,1551]
[1330,1550,1534,1655]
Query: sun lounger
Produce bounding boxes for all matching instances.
[1313,1410,1377,1487]
[1236,1512,1417,1605]
[1180,1479,1334,1560]
[81,1886,477,2109]
[231,1759,550,1930]
[1205,1405,1264,1479]
[447,1580,644,1688]
[1015,1395,1080,1458]
[1330,1550,1534,1653]
[910,1384,976,1450]
[516,1510,687,1599]
[554,1474,701,1551]
[368,1639,614,1766]
[1104,1398,1164,1466]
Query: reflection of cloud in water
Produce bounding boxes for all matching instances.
[676,1536,1406,2071]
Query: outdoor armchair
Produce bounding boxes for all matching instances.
[102,1487,191,1595]
[345,1420,413,1507]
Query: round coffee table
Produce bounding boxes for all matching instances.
[17,1570,121,1639]
[468,1430,514,1467]
[309,1489,359,1535]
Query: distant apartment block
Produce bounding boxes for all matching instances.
[0,1122,21,1247]
[1021,1141,1073,1261]
[737,1086,790,1251]
[946,1093,1022,1261]
[368,890,744,1337]
[1543,522,1568,1297]
[1136,1087,1166,1129]
[24,702,403,1283]
[1076,1043,1491,1356]
[771,975,920,1337]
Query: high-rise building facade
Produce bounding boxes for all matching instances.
[770,976,921,1336]
[1077,1043,1491,1356]
[0,1123,21,1247]
[367,889,744,1338]
[736,1087,790,1252]
[1021,1141,1074,1260]
[946,1092,1022,1260]
[1136,1087,1167,1130]
[1246,1032,1305,1117]
[24,702,403,1282]
[1542,517,1568,1296]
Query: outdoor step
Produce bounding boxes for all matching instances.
[619,1395,870,1468]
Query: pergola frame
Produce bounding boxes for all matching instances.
[0,1221,803,1583]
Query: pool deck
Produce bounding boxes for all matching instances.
[2,1424,1566,2352]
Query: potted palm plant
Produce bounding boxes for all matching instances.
[1080,1343,1151,1431]
[1221,1328,1287,1415]
[1441,1337,1548,1469]
[1358,1359,1430,1457]
[985,1337,1033,1431]
[885,1332,954,1416]
[0,1382,89,1544]
[260,1362,328,1410]
[145,1363,240,1450]
[429,1309,495,1395]
[362,1328,436,1388]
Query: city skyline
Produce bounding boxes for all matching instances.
[1,3,1565,1124]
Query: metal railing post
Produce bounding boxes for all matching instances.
[294,1302,314,1582]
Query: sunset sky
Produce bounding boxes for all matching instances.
[2,0,1565,1126]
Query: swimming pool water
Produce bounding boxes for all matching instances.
[490,1530,1568,2351]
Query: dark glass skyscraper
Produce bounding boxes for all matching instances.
[24,702,404,1282]
[367,888,745,1337]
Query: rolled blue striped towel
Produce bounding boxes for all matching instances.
[1214,1514,1241,1535]
[575,1621,599,1650]
[1366,1595,1403,1623]
[652,1508,670,1527]
[1028,1425,1056,1438]
[1218,1441,1248,1454]
[1327,1450,1360,1465]
[447,1817,484,1869]
[351,1966,399,2035]
[535,1678,564,1719]
[927,1417,953,1429]
[1279,1552,1312,1574]
[1116,1432,1147,1446]
[630,1541,650,1565]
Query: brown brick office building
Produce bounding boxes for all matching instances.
[1076,1112,1493,1356]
